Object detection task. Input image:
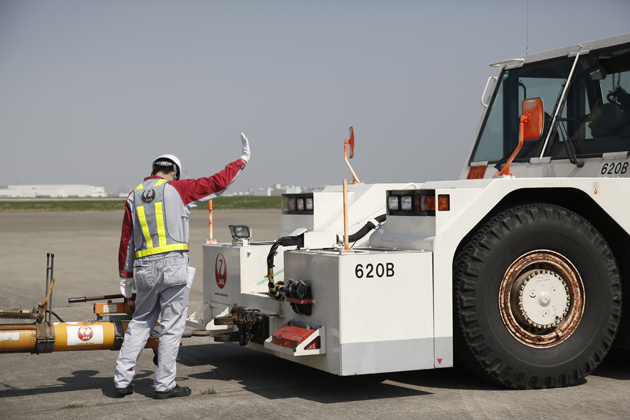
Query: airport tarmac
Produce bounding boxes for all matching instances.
[1,210,630,419]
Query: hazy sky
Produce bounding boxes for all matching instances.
[1,1,629,194]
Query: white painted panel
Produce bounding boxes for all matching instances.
[66,325,104,346]
[341,338,434,375]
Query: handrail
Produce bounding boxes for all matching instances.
[538,47,584,159]
[481,76,497,108]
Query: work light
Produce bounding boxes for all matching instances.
[229,224,252,240]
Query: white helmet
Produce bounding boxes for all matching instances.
[152,154,182,180]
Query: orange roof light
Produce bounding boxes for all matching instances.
[423,195,436,212]
[438,195,450,211]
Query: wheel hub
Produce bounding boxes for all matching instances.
[499,250,585,348]
[516,269,570,328]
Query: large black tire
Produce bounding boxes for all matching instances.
[454,204,622,389]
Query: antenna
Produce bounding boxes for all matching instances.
[526,0,529,55]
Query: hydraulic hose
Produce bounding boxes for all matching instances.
[46,310,65,323]
[266,235,303,300]
[347,214,386,243]
[266,216,384,299]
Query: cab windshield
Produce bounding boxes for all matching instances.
[471,44,630,164]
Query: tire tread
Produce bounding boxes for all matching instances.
[453,203,622,389]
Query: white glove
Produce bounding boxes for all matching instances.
[119,277,136,298]
[240,132,251,163]
[186,266,196,289]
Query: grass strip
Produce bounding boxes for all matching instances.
[0,196,281,212]
[0,200,127,212]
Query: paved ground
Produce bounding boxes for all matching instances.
[1,210,630,419]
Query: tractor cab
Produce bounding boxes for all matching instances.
[464,34,630,180]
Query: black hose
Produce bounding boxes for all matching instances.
[266,240,282,297]
[46,310,65,323]
[266,235,305,299]
[347,214,386,243]
[267,239,282,269]
[267,235,304,269]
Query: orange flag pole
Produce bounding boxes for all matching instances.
[206,200,216,244]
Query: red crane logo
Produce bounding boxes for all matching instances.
[141,189,156,203]
[77,326,94,342]
[215,254,227,289]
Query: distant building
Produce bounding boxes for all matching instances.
[114,185,133,197]
[229,184,327,196]
[260,184,301,196]
[0,185,107,198]
[0,187,23,198]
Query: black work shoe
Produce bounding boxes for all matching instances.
[154,385,191,399]
[115,382,135,396]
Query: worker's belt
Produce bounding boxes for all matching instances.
[135,244,189,259]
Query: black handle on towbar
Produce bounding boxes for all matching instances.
[68,293,134,304]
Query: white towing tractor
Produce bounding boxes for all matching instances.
[191,33,630,389]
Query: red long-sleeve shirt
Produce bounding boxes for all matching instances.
[118,159,245,278]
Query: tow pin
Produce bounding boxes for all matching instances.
[593,182,599,195]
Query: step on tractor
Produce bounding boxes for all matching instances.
[2,33,629,390]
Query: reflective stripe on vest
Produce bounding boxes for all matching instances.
[134,178,188,258]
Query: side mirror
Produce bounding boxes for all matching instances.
[522,97,544,141]
[343,126,362,183]
[496,97,544,177]
[347,126,355,159]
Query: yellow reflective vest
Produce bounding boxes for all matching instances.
[133,178,189,258]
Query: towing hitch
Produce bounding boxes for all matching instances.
[213,305,269,346]
[0,253,161,355]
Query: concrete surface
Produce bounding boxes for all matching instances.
[1,210,630,419]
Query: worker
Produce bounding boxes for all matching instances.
[114,133,250,399]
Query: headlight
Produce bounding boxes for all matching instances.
[387,189,441,216]
[401,195,413,211]
[283,193,314,214]
[388,195,399,211]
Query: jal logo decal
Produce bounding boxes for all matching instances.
[141,189,156,203]
[77,326,94,342]
[66,325,104,346]
[215,254,227,289]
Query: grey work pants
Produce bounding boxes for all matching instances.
[114,252,191,392]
